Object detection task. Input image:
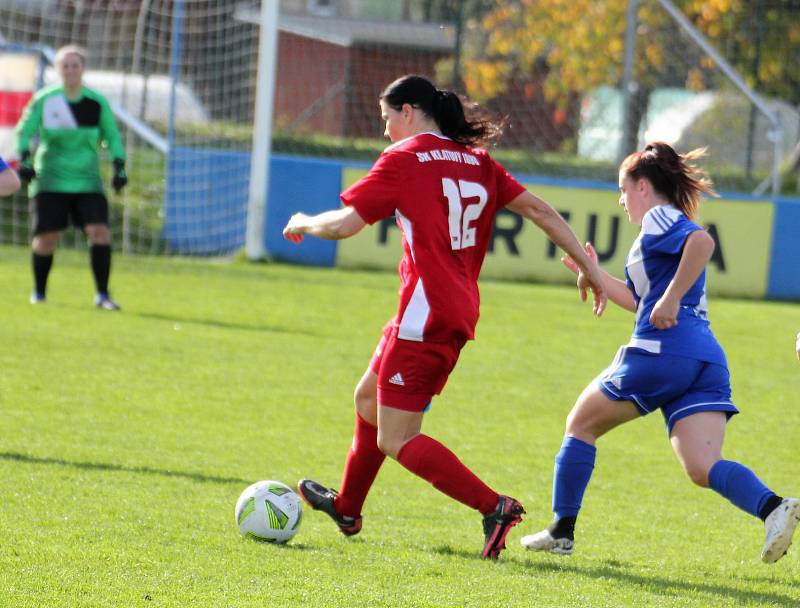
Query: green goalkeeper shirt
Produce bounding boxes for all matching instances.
[14,84,125,197]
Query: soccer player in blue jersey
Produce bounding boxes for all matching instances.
[520,141,799,563]
[0,156,21,196]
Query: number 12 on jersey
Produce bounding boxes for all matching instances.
[442,178,488,251]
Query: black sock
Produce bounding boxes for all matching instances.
[759,494,784,521]
[548,515,577,540]
[32,252,53,297]
[90,244,111,295]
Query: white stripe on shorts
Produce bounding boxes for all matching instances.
[601,346,627,383]
[626,338,661,354]
[666,401,736,429]
[630,394,653,413]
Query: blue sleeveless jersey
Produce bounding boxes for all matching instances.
[623,205,727,366]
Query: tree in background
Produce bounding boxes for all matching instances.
[462,0,800,157]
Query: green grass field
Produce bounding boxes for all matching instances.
[1,245,798,607]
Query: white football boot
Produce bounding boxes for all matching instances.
[520,528,574,555]
[761,497,800,563]
[94,293,122,311]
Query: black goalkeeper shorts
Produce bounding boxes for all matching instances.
[30,192,109,235]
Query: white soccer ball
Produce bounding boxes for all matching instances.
[235,480,302,543]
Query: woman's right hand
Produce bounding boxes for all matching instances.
[577,264,607,317]
[562,242,599,275]
[283,212,309,243]
[566,243,606,316]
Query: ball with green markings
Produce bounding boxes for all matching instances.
[235,480,302,543]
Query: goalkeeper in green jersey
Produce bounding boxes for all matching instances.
[15,44,128,310]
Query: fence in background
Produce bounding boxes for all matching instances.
[0,0,798,299]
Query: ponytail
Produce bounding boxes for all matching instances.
[380,75,503,147]
[620,141,717,219]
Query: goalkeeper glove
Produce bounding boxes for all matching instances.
[18,152,35,182]
[112,158,128,193]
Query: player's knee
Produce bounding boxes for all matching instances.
[565,412,596,442]
[565,410,578,433]
[353,385,377,422]
[375,432,400,459]
[683,463,710,488]
[353,383,372,409]
[86,224,110,244]
[32,233,58,254]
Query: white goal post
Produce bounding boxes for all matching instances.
[246,0,280,261]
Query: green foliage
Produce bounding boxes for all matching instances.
[1,246,799,607]
[680,0,800,104]
[165,122,788,193]
[465,0,800,105]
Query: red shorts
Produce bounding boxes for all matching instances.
[370,323,465,412]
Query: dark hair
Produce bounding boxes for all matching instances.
[620,142,717,219]
[379,75,502,147]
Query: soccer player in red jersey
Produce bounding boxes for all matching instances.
[283,75,606,559]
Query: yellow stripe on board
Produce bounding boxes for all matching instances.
[338,169,772,298]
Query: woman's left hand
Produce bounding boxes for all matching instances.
[650,296,680,330]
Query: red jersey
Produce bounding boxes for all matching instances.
[341,132,526,343]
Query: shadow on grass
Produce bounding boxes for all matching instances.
[0,451,249,486]
[244,539,313,552]
[432,546,799,606]
[131,310,322,337]
[277,543,313,551]
[54,302,323,337]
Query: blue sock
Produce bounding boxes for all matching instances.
[708,459,775,518]
[552,436,597,519]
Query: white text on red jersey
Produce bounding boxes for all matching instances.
[415,150,480,166]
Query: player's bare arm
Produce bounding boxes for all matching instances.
[283,206,366,243]
[650,230,715,330]
[0,168,21,196]
[507,190,607,316]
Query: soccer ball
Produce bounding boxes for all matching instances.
[235,480,302,543]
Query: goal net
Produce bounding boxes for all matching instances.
[0,0,259,255]
[0,0,796,258]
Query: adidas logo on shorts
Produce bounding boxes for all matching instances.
[388,373,405,386]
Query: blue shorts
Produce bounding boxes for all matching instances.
[596,347,739,434]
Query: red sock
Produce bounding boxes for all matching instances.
[334,413,386,518]
[396,434,499,515]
